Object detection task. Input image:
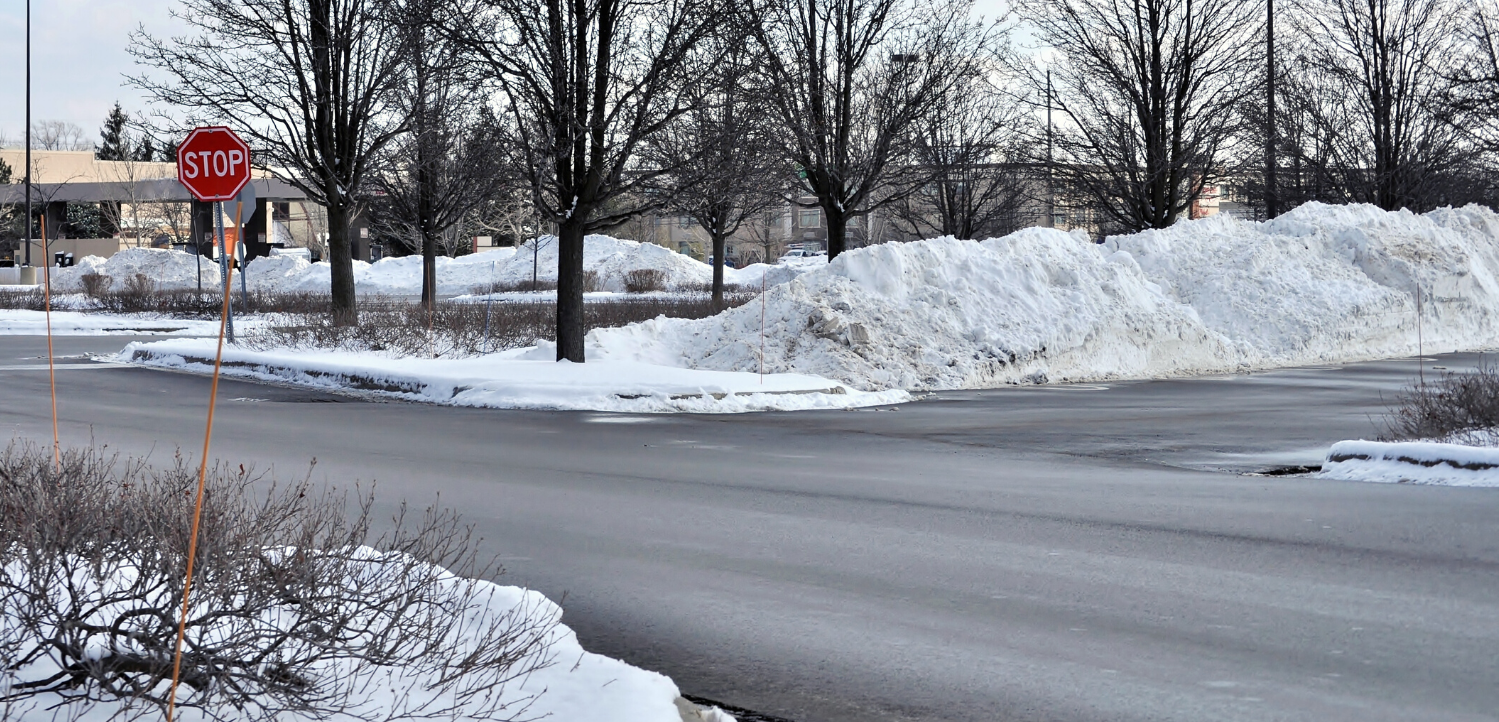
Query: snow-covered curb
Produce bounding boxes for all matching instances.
[119,338,909,413]
[1317,440,1499,486]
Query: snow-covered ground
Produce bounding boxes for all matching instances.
[2,547,733,722]
[121,338,909,413]
[1317,439,1499,487]
[587,203,1499,390]
[44,236,815,297]
[0,309,249,336]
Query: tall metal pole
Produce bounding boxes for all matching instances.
[24,0,32,266]
[216,202,235,343]
[1265,0,1279,219]
[1046,69,1055,229]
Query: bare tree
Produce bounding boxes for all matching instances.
[375,0,507,310]
[30,121,91,152]
[1019,0,1262,234]
[468,0,722,361]
[745,209,789,264]
[742,0,995,259]
[1445,0,1499,176]
[891,59,1032,240]
[152,200,194,247]
[131,0,411,325]
[653,43,786,309]
[1287,0,1472,211]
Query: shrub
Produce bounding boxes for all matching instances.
[80,273,113,298]
[469,279,558,295]
[581,270,601,293]
[1385,361,1499,442]
[0,442,553,722]
[623,268,667,293]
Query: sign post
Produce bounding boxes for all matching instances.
[177,127,252,343]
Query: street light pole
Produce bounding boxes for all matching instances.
[24,0,32,266]
[1265,0,1279,219]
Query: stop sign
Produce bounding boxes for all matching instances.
[177,126,252,202]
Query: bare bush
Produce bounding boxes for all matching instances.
[580,270,601,293]
[0,290,46,312]
[253,295,756,358]
[469,279,558,295]
[0,442,554,722]
[623,269,667,293]
[80,273,113,298]
[1385,361,1499,442]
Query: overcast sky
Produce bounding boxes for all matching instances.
[0,0,1013,148]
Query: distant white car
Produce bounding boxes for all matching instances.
[778,249,827,262]
[269,247,314,263]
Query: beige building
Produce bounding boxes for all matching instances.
[2,149,318,266]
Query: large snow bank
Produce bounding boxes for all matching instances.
[586,203,1499,390]
[1317,439,1499,486]
[2,547,728,722]
[48,237,809,297]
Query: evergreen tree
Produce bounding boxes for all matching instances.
[96,102,130,161]
[134,136,155,162]
[0,157,12,185]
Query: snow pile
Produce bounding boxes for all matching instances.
[120,338,909,413]
[47,237,808,297]
[1317,439,1499,486]
[586,203,1499,390]
[1,546,729,722]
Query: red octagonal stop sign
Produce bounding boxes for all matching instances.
[177,126,252,202]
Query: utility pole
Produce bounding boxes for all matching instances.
[1046,69,1055,229]
[24,0,32,266]
[1265,0,1278,219]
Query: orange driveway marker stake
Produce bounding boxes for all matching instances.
[40,216,58,468]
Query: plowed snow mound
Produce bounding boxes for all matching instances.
[49,236,806,296]
[588,203,1499,390]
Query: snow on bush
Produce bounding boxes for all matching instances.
[47,236,805,298]
[586,203,1499,391]
[0,444,698,722]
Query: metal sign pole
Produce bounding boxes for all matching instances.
[216,202,235,343]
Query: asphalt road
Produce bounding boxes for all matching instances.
[2,335,1497,722]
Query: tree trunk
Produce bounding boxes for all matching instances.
[418,141,437,311]
[555,220,586,362]
[327,202,358,326]
[825,204,847,260]
[711,231,726,312]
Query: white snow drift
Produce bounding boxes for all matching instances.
[587,203,1499,391]
[2,547,731,722]
[47,235,803,297]
[120,338,908,413]
[1318,439,1499,487]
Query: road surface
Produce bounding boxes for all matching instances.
[1,335,1496,722]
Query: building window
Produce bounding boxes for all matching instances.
[799,209,821,228]
[678,216,692,229]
